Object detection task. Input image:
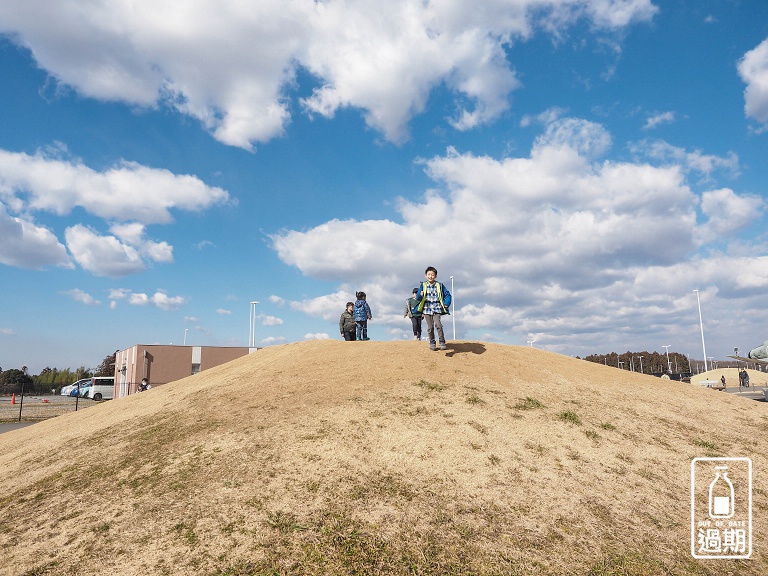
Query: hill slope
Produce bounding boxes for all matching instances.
[1,340,766,575]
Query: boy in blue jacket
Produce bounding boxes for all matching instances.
[354,291,373,340]
[412,266,451,350]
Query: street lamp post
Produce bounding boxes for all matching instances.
[662,344,672,373]
[638,356,644,374]
[527,340,536,347]
[450,276,456,341]
[249,301,259,348]
[694,289,708,372]
[184,328,188,346]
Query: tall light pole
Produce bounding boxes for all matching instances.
[450,275,456,341]
[184,328,188,345]
[694,289,708,372]
[638,355,644,374]
[249,301,259,348]
[527,339,536,347]
[662,344,672,373]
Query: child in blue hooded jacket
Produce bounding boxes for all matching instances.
[354,291,372,340]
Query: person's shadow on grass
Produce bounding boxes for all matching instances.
[444,343,486,357]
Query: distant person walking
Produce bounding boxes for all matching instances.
[720,375,726,390]
[404,288,423,341]
[339,302,357,341]
[412,266,451,351]
[354,291,372,341]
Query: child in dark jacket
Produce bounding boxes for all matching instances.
[354,291,373,341]
[339,302,357,341]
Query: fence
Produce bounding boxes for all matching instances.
[0,394,99,423]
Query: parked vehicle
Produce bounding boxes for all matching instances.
[83,376,114,401]
[61,378,90,396]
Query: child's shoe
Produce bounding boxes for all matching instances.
[439,342,447,350]
[429,342,437,351]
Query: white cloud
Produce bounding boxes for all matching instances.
[269,295,286,306]
[0,203,71,270]
[0,150,230,224]
[261,315,284,327]
[62,288,101,306]
[0,0,657,148]
[0,151,228,275]
[65,224,144,277]
[260,336,287,345]
[216,309,232,315]
[738,38,768,128]
[0,328,16,335]
[533,118,612,159]
[304,333,330,340]
[628,139,740,179]
[643,111,675,130]
[271,119,764,353]
[699,188,764,236]
[111,222,174,263]
[127,290,186,311]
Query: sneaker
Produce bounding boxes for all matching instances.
[413,335,419,340]
[429,342,437,351]
[439,342,447,350]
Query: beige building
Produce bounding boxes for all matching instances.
[114,344,255,398]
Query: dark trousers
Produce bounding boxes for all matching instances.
[410,316,423,339]
[343,330,356,341]
[356,320,368,340]
[424,314,445,344]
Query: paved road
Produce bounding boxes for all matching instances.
[0,421,37,435]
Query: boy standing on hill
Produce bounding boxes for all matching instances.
[354,291,372,341]
[412,266,451,350]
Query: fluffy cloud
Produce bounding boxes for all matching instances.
[65,225,145,277]
[0,150,230,224]
[62,288,101,306]
[126,290,187,310]
[272,119,761,352]
[0,202,71,269]
[0,0,657,149]
[739,38,768,127]
[0,150,228,276]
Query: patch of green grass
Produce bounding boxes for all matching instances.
[414,379,447,391]
[585,429,600,441]
[92,521,111,533]
[172,522,199,546]
[468,420,488,434]
[599,422,616,431]
[525,441,548,456]
[557,410,582,425]
[19,562,60,576]
[586,550,671,576]
[514,397,545,410]
[692,439,719,452]
[265,510,308,533]
[465,391,485,405]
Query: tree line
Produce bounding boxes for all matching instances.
[581,350,691,375]
[0,351,116,395]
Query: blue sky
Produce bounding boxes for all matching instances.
[2,0,768,374]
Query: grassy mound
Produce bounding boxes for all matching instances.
[1,340,765,575]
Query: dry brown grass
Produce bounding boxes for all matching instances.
[0,340,766,576]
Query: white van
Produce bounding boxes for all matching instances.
[84,376,115,401]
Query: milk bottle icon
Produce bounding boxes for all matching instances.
[709,465,735,518]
